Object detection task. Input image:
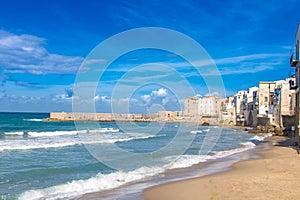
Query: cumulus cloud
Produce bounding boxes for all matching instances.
[141,94,151,104]
[141,88,169,106]
[0,30,84,75]
[152,88,168,97]
[94,95,111,103]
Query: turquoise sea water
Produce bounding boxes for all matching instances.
[0,112,264,200]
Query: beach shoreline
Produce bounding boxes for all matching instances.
[79,133,273,200]
[142,136,300,200]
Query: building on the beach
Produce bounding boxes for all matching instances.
[184,97,199,117]
[197,96,226,124]
[258,81,276,117]
[233,90,247,126]
[244,86,259,127]
[230,77,296,134]
[271,78,296,131]
[290,23,300,143]
[183,96,226,124]
[222,96,236,125]
[198,96,225,117]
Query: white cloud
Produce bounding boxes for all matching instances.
[0,30,84,75]
[159,53,287,76]
[94,95,111,103]
[141,88,170,107]
[162,97,169,105]
[141,88,168,104]
[214,53,286,65]
[141,94,151,104]
[152,88,168,97]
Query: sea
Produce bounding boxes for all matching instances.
[0,112,268,200]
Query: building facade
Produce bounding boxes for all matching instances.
[184,97,199,117]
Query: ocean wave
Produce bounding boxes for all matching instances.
[0,141,79,151]
[23,119,43,122]
[165,155,212,169]
[18,166,165,200]
[166,141,257,170]
[1,132,24,136]
[0,133,159,152]
[211,141,256,159]
[2,128,120,138]
[250,133,272,142]
[190,130,203,134]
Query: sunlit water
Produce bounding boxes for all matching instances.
[0,112,265,200]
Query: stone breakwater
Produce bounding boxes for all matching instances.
[45,112,159,122]
[45,112,208,123]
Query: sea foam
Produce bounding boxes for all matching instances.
[18,166,165,200]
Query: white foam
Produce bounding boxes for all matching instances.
[3,128,120,138]
[166,155,211,169]
[203,129,210,132]
[3,132,24,136]
[23,119,43,122]
[0,142,78,151]
[190,130,203,134]
[166,141,257,170]
[18,166,165,200]
[0,132,159,152]
[250,133,272,142]
[27,131,79,137]
[211,142,256,159]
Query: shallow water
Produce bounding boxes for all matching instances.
[0,112,265,200]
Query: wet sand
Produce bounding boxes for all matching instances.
[142,136,300,200]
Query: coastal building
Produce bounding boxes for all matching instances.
[184,97,199,117]
[271,78,296,131]
[244,86,259,127]
[222,96,236,125]
[198,96,226,117]
[290,23,300,143]
[233,90,247,126]
[258,82,276,117]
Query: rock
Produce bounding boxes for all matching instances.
[202,122,210,126]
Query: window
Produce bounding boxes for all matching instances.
[265,97,268,102]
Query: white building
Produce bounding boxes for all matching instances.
[198,96,226,117]
[184,97,199,117]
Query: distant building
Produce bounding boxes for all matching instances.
[198,96,226,117]
[157,111,183,121]
[258,82,276,117]
[244,86,259,127]
[233,90,247,126]
[223,96,236,125]
[184,97,199,117]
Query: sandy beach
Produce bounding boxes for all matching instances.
[142,136,300,200]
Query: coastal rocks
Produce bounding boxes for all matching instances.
[201,122,210,126]
[248,125,283,135]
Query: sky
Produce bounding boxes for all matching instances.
[0,0,300,113]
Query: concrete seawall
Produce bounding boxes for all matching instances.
[45,112,159,122]
[45,112,203,123]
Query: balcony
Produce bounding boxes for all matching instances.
[290,54,299,67]
[289,79,298,90]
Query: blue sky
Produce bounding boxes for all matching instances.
[0,0,299,113]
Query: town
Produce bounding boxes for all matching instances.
[48,77,296,136]
[48,24,300,148]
